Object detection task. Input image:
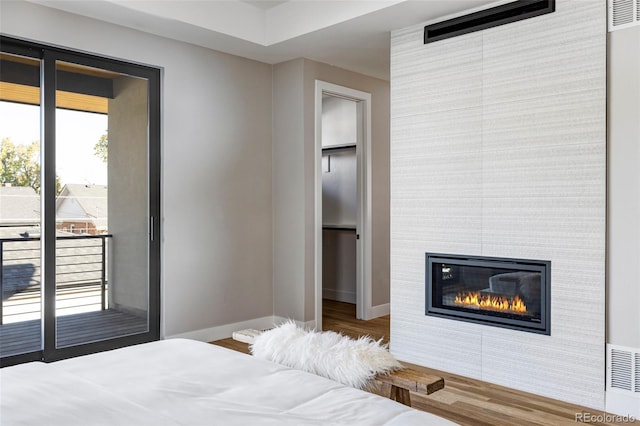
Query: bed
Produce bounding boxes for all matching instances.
[1,338,455,425]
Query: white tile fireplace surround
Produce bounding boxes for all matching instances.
[389,0,606,410]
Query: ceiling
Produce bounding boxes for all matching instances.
[241,1,288,10]
[26,0,503,81]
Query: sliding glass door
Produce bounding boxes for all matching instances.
[0,37,160,365]
[0,51,43,359]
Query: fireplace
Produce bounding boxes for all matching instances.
[426,253,550,334]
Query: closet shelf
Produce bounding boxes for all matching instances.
[322,144,356,152]
[322,224,356,230]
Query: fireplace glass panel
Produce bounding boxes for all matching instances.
[426,254,550,334]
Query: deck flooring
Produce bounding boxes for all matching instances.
[0,309,147,357]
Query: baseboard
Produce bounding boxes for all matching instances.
[323,288,356,304]
[606,390,640,418]
[165,315,318,343]
[165,316,281,343]
[273,316,316,330]
[367,303,390,319]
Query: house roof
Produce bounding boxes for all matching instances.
[0,186,40,226]
[56,184,108,230]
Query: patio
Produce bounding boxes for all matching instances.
[0,234,147,358]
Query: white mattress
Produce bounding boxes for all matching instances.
[0,339,456,425]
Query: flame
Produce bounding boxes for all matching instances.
[454,291,527,314]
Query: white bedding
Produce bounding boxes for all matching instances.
[0,339,455,425]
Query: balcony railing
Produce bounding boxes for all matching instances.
[0,235,112,325]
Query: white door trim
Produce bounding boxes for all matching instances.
[314,80,372,330]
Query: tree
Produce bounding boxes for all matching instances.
[0,137,61,194]
[94,132,108,163]
[1,138,41,192]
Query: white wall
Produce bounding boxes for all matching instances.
[55,198,85,223]
[0,0,274,338]
[321,96,357,148]
[322,149,357,226]
[390,0,606,410]
[607,26,640,349]
[606,25,640,417]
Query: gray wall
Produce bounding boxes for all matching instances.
[322,229,356,303]
[109,77,149,316]
[273,58,391,323]
[272,59,306,321]
[1,0,274,337]
[390,0,606,410]
[607,26,640,349]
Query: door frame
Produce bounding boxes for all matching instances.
[0,36,161,367]
[314,80,372,329]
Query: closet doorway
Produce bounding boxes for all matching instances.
[314,81,371,330]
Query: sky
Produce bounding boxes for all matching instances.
[0,101,108,186]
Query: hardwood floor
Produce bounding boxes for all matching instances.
[211,300,624,426]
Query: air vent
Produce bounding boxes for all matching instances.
[636,352,640,392]
[609,0,640,31]
[608,344,640,394]
[424,0,555,44]
[611,348,634,391]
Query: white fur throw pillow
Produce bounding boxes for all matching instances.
[250,321,402,389]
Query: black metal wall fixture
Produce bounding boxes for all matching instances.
[424,0,555,44]
[425,253,551,335]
